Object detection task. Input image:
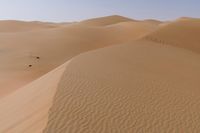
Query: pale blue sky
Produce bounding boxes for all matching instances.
[0,0,199,22]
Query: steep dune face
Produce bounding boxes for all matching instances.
[0,62,68,133]
[44,41,200,133]
[145,18,200,53]
[0,17,160,96]
[81,15,134,26]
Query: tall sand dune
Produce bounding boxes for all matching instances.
[44,41,200,132]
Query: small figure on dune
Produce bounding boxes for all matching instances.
[36,56,40,59]
[28,65,32,67]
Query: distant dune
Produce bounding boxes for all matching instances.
[0,15,200,132]
[143,19,162,25]
[145,17,200,53]
[0,20,58,32]
[81,15,134,26]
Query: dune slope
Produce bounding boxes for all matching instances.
[144,18,200,53]
[0,62,68,133]
[44,41,200,132]
[81,15,134,26]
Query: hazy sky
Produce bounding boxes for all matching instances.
[0,0,199,22]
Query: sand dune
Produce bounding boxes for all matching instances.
[0,62,68,133]
[0,16,159,96]
[0,20,58,32]
[81,15,134,26]
[44,41,200,132]
[145,17,200,53]
[143,19,162,25]
[0,16,200,132]
[104,21,160,40]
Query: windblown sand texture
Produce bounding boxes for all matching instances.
[0,15,200,133]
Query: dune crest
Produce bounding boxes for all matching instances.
[81,15,134,26]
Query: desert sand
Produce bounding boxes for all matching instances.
[0,15,159,96]
[0,15,200,132]
[145,17,200,53]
